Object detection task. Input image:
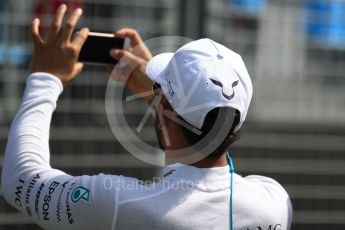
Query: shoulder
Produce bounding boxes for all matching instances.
[234,174,293,229]
[235,174,291,207]
[242,175,290,199]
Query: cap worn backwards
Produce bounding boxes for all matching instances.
[146,38,253,132]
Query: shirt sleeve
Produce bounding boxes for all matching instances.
[1,73,121,230]
[245,175,293,230]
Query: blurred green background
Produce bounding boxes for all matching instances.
[0,0,345,229]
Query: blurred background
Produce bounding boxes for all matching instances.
[0,0,345,229]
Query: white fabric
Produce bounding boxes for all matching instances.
[1,73,292,230]
[146,39,253,131]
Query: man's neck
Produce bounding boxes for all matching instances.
[165,152,228,168]
[191,153,228,168]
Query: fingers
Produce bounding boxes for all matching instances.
[109,49,143,82]
[115,28,152,61]
[46,4,83,44]
[31,18,44,47]
[109,48,154,103]
[47,4,67,41]
[110,49,145,71]
[61,8,83,42]
[115,28,143,47]
[72,27,89,49]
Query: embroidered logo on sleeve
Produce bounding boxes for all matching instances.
[71,186,90,203]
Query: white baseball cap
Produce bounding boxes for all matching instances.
[146,38,253,132]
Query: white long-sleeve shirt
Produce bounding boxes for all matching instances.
[1,73,292,230]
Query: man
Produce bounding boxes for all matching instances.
[1,5,292,230]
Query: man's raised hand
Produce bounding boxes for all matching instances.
[110,28,154,103]
[30,4,89,86]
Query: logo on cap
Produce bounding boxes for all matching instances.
[167,80,175,97]
[210,78,239,101]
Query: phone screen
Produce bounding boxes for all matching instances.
[78,32,124,65]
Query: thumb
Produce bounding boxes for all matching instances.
[62,62,84,86]
[109,49,146,82]
[110,49,146,71]
[72,62,84,79]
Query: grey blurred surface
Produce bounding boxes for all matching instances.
[0,0,345,229]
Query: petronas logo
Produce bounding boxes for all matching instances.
[71,186,90,203]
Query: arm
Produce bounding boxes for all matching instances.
[1,73,120,229]
[1,5,120,229]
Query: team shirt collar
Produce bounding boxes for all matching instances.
[162,163,239,192]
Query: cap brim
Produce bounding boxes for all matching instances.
[146,53,174,85]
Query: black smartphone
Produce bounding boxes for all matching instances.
[78,31,129,65]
